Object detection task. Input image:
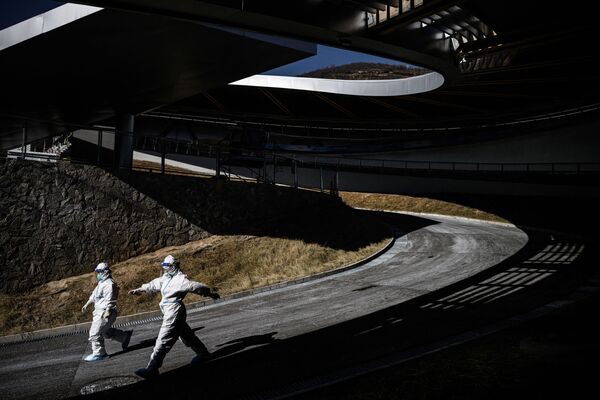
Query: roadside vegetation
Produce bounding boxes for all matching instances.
[0,209,390,336]
[301,62,429,80]
[340,191,509,223]
[0,177,510,336]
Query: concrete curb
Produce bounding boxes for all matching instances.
[0,224,396,346]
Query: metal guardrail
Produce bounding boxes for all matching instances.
[6,150,59,163]
[6,131,600,183]
[280,155,600,176]
[134,135,600,179]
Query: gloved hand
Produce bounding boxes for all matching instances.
[101,308,111,320]
[208,291,220,300]
[81,301,91,313]
[129,288,143,296]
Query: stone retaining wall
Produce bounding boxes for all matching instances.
[0,159,336,292]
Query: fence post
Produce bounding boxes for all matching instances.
[320,167,324,193]
[272,151,277,185]
[215,145,221,178]
[293,160,298,189]
[334,170,339,196]
[160,140,166,174]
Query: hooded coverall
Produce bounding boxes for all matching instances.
[88,277,129,355]
[139,270,210,369]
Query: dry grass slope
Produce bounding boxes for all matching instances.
[0,188,510,336]
[0,225,388,336]
[340,192,509,223]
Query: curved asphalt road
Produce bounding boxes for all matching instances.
[3,211,572,400]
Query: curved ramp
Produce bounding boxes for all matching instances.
[0,213,536,399]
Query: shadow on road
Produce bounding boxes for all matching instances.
[212,332,279,359]
[109,326,207,359]
[81,221,591,400]
[109,339,157,358]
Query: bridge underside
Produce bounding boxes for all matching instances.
[1,0,598,193]
[0,6,315,150]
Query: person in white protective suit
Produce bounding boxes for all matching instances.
[129,255,220,379]
[81,262,133,361]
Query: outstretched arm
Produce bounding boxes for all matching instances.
[183,279,220,300]
[129,277,162,295]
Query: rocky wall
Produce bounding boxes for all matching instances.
[0,159,339,293]
[0,160,210,292]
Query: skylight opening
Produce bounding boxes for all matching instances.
[261,45,426,80]
[230,43,443,97]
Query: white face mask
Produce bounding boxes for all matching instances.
[95,271,109,281]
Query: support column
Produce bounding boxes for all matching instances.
[215,146,221,178]
[293,160,298,189]
[114,114,134,170]
[320,167,324,193]
[97,129,103,166]
[21,125,28,159]
[160,141,166,174]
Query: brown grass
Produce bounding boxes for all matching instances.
[0,233,388,336]
[0,184,509,336]
[340,191,509,223]
[132,160,210,178]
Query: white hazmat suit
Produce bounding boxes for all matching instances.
[130,255,219,378]
[82,263,132,361]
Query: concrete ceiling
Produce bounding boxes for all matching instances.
[0,5,315,149]
[1,0,598,148]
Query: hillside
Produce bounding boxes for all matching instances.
[0,159,374,292]
[0,159,511,336]
[300,62,429,80]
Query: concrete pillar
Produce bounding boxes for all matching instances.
[293,160,298,189]
[320,167,324,193]
[21,125,27,159]
[97,129,103,166]
[215,146,221,178]
[114,114,134,169]
[160,140,166,174]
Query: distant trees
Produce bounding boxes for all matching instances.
[300,62,429,80]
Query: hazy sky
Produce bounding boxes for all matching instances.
[0,0,62,30]
[264,45,406,76]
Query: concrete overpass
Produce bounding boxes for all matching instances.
[2,1,598,170]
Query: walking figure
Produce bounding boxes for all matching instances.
[82,262,132,361]
[129,255,219,378]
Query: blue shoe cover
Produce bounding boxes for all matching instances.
[84,354,109,362]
